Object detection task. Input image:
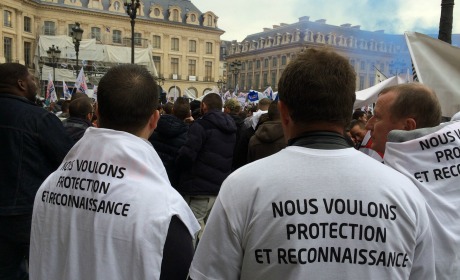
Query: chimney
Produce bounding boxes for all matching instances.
[273,25,280,29]
[299,16,310,22]
[263,28,271,32]
[280,23,288,26]
[315,19,326,24]
[340,23,351,28]
[351,25,361,30]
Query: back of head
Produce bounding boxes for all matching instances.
[268,101,280,121]
[173,97,191,120]
[258,98,272,111]
[381,83,442,128]
[61,100,71,113]
[352,110,366,120]
[163,102,174,114]
[0,63,30,92]
[190,100,201,112]
[202,93,223,111]
[71,91,88,101]
[348,119,366,131]
[278,47,356,126]
[69,97,93,119]
[97,64,158,134]
[224,99,241,114]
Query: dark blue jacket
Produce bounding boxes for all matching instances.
[149,114,188,189]
[0,94,73,215]
[62,117,92,143]
[176,109,237,196]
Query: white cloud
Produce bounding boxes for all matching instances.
[193,0,459,41]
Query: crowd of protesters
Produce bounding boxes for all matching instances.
[1,45,459,280]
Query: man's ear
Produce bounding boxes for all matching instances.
[404,118,417,131]
[278,101,290,127]
[17,79,26,91]
[149,109,160,130]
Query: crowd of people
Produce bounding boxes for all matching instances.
[0,45,458,280]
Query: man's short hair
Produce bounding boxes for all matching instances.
[202,93,222,111]
[278,47,356,126]
[380,83,442,128]
[97,64,159,133]
[0,63,29,88]
[268,101,280,121]
[224,99,241,114]
[173,97,191,120]
[163,102,174,114]
[348,119,366,131]
[258,98,272,110]
[69,97,93,119]
[352,110,366,120]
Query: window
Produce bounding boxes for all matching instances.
[248,75,252,89]
[255,73,260,89]
[44,21,55,35]
[207,15,212,26]
[4,11,12,27]
[171,38,179,51]
[191,14,196,22]
[188,59,196,76]
[113,30,122,44]
[380,63,384,72]
[359,75,365,90]
[153,56,161,75]
[271,71,276,88]
[273,57,277,67]
[68,24,75,36]
[153,35,161,49]
[189,40,196,53]
[281,56,287,66]
[350,59,355,68]
[4,37,12,63]
[91,27,101,41]
[173,9,179,21]
[264,58,269,68]
[171,58,179,75]
[154,8,161,17]
[134,32,142,46]
[241,75,245,89]
[248,61,253,70]
[206,42,213,54]
[241,62,246,70]
[24,42,32,67]
[263,72,268,87]
[205,61,212,81]
[256,60,260,69]
[24,16,31,32]
[369,76,375,88]
[360,61,366,71]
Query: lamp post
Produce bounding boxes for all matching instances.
[46,45,61,82]
[156,76,165,87]
[38,57,45,97]
[71,22,84,75]
[124,0,140,64]
[229,60,242,90]
[217,78,226,93]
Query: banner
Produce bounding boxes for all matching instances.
[63,81,72,100]
[405,32,460,117]
[74,67,88,95]
[248,90,259,102]
[46,72,58,104]
[263,86,273,100]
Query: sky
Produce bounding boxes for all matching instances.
[192,0,459,41]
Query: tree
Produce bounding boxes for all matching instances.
[438,0,455,44]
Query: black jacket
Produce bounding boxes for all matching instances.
[176,109,237,195]
[62,117,92,143]
[149,114,188,189]
[0,94,73,215]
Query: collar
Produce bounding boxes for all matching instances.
[288,131,351,150]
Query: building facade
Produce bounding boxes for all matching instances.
[223,16,414,92]
[0,0,224,98]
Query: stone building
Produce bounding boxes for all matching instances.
[0,0,224,98]
[223,16,414,92]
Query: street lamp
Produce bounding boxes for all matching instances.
[38,57,45,97]
[229,60,242,90]
[217,78,226,93]
[46,45,61,82]
[124,0,140,64]
[71,22,84,75]
[155,76,165,86]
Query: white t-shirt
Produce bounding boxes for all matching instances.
[30,127,200,280]
[385,121,460,280]
[190,146,434,280]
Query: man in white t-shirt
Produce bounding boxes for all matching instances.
[189,48,435,279]
[30,64,200,280]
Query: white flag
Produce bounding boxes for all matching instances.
[46,73,58,103]
[75,67,88,95]
[92,85,98,101]
[405,32,460,117]
[63,81,72,100]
